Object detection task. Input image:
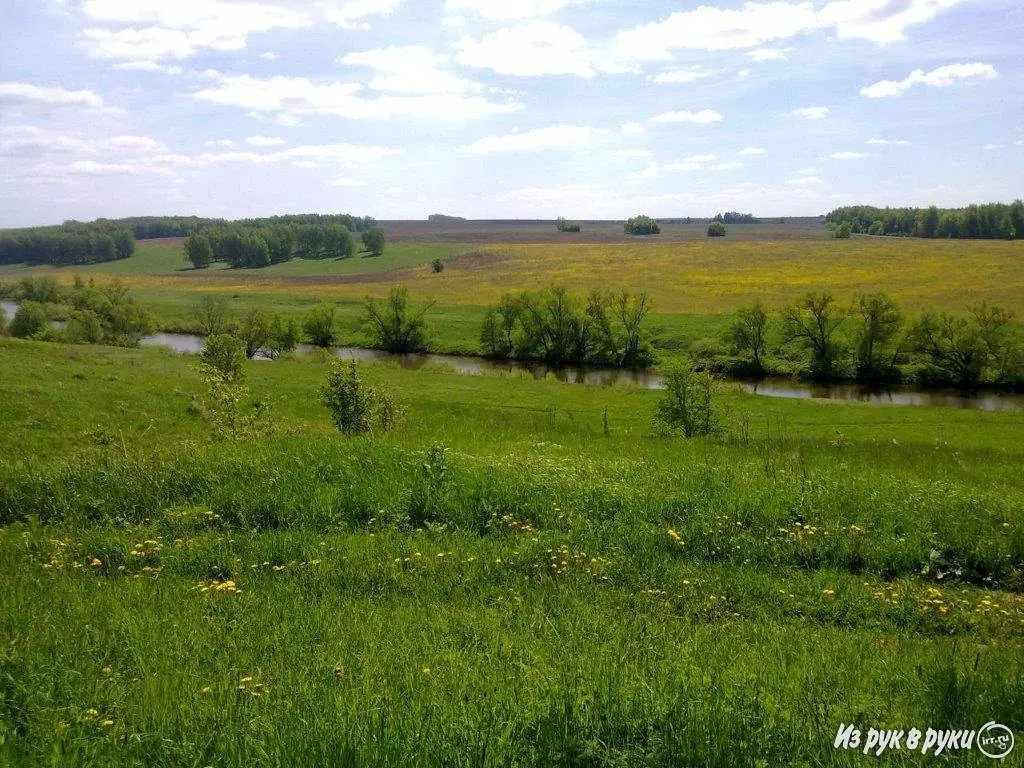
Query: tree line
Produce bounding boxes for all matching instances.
[0,225,135,266]
[480,286,655,368]
[74,213,378,240]
[717,293,1022,389]
[826,202,1024,240]
[185,223,386,269]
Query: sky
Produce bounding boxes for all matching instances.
[1,0,1022,226]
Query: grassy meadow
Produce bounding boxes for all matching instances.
[2,230,1021,355]
[0,335,1023,766]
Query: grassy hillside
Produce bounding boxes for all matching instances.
[0,338,1021,766]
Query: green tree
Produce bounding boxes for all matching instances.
[363,286,433,352]
[653,363,721,437]
[726,301,770,372]
[781,292,846,378]
[835,222,853,239]
[267,315,300,359]
[184,233,213,269]
[199,334,246,382]
[238,306,272,359]
[321,361,387,434]
[624,215,660,235]
[855,293,902,380]
[193,295,231,336]
[362,228,386,256]
[9,301,49,338]
[303,303,336,348]
[706,221,727,237]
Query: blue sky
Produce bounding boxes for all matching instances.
[1,0,1022,226]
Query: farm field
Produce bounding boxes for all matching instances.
[0,337,1022,766]
[2,224,1022,355]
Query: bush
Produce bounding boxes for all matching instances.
[431,258,444,273]
[303,303,336,348]
[9,301,49,338]
[238,307,272,359]
[707,221,727,237]
[65,309,104,344]
[867,220,885,236]
[193,296,231,336]
[362,228,386,256]
[725,301,769,373]
[653,363,721,437]
[184,233,213,269]
[0,304,6,336]
[363,286,433,352]
[835,222,853,239]
[624,215,660,236]
[200,334,246,382]
[266,315,300,359]
[321,361,396,434]
[556,217,581,233]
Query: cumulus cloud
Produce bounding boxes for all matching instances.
[620,122,646,134]
[791,106,829,119]
[0,82,104,107]
[455,21,626,77]
[650,67,712,84]
[867,138,911,146]
[193,71,518,121]
[443,0,596,19]
[650,109,724,125]
[738,146,766,156]
[259,51,279,60]
[341,46,483,94]
[860,62,997,98]
[665,154,718,171]
[615,1,969,61]
[746,47,788,62]
[458,125,601,154]
[245,135,286,147]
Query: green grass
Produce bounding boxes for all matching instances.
[0,338,1022,766]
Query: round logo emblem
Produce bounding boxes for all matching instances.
[977,722,1014,759]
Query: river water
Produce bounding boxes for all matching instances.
[3,301,1021,411]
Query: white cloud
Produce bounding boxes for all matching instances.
[746,47,788,62]
[204,139,236,148]
[458,124,601,154]
[443,0,595,19]
[114,60,184,74]
[650,67,712,84]
[791,106,829,119]
[245,135,286,147]
[77,0,399,61]
[714,161,744,171]
[341,46,483,94]
[982,143,1000,151]
[69,159,172,175]
[330,177,368,187]
[665,154,718,171]
[620,121,646,134]
[625,162,660,182]
[0,82,104,107]
[455,21,614,77]
[738,146,766,156]
[860,62,997,98]
[829,151,869,159]
[153,143,403,167]
[650,109,724,125]
[259,51,279,60]
[867,138,911,146]
[787,174,822,186]
[194,71,518,121]
[615,1,969,61]
[614,148,652,159]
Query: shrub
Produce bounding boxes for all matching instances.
[835,222,853,239]
[707,221,727,237]
[65,309,104,344]
[556,218,581,233]
[362,228,386,256]
[321,361,397,434]
[193,296,231,336]
[867,220,885,236]
[363,286,433,352]
[185,233,213,269]
[653,363,721,437]
[0,305,6,336]
[266,315,300,359]
[238,307,272,359]
[624,215,660,235]
[200,334,246,382]
[18,276,63,303]
[431,258,444,273]
[725,301,769,373]
[303,303,336,348]
[9,301,49,338]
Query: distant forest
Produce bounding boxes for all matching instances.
[0,214,377,267]
[826,202,1024,239]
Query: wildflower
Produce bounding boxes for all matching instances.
[421,667,431,675]
[100,720,114,727]
[89,557,102,567]
[202,686,213,694]
[667,529,681,542]
[102,667,112,675]
[822,589,836,596]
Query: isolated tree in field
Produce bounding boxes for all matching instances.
[707,221,727,237]
[9,301,49,338]
[303,303,336,348]
[855,293,902,380]
[193,295,231,336]
[653,363,721,437]
[363,286,433,352]
[624,215,660,235]
[239,306,273,359]
[726,301,770,372]
[781,292,846,377]
[321,361,396,434]
[556,217,581,233]
[200,333,246,382]
[185,233,213,269]
[362,228,386,256]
